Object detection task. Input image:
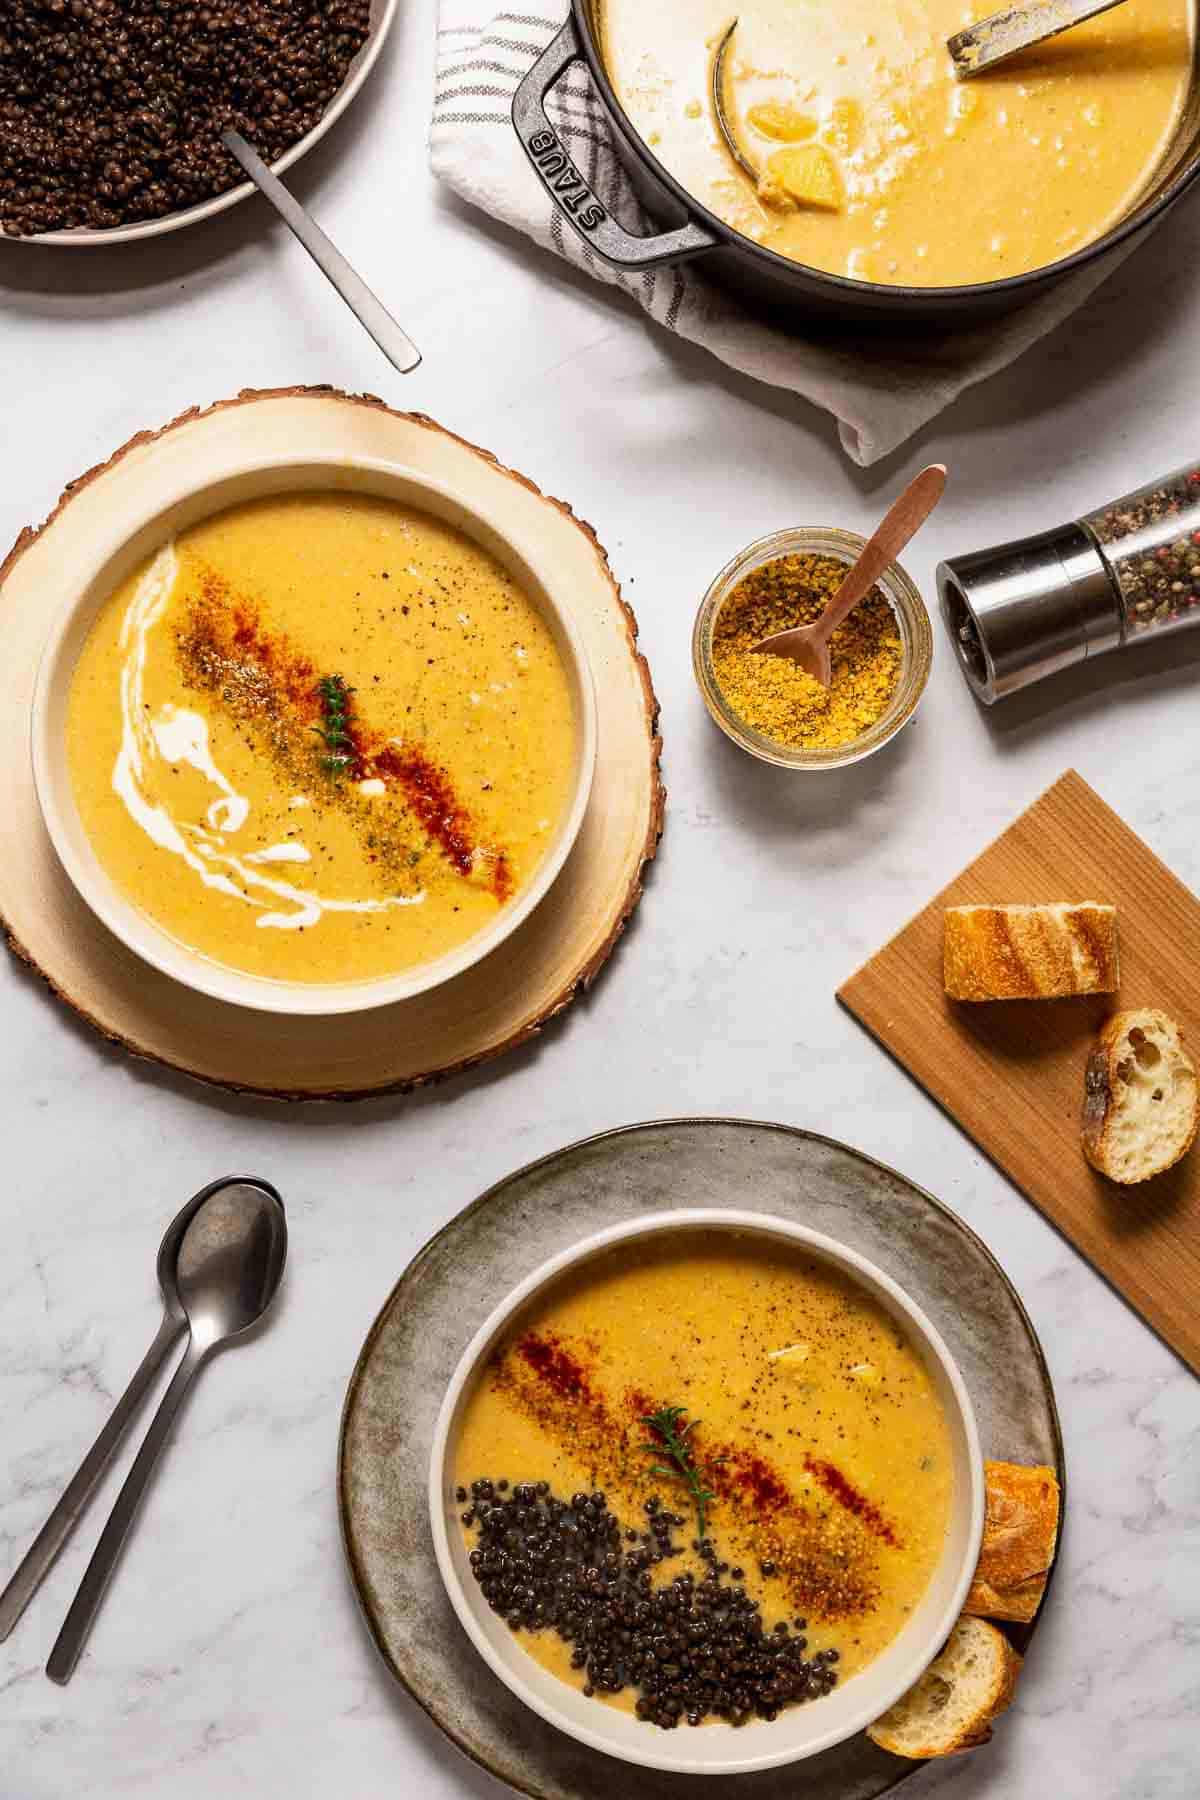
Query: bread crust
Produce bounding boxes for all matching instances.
[944,903,1118,1002]
[866,1617,1022,1759]
[1082,1009,1199,1184]
[963,1461,1060,1624]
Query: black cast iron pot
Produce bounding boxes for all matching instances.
[512,3,1200,325]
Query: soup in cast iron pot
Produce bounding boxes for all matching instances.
[598,0,1193,286]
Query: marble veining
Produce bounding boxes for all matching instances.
[2,0,1200,1790]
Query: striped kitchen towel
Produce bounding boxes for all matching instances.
[430,6,1136,466]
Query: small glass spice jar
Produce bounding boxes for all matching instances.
[692,527,934,771]
[940,459,1200,703]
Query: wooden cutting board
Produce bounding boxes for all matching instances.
[838,769,1200,1375]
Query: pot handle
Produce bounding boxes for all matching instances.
[512,16,719,271]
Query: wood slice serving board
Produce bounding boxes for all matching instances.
[838,769,1200,1375]
[0,389,663,1100]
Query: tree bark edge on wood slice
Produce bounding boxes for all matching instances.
[0,387,665,1101]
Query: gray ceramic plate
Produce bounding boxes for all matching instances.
[338,1119,1065,1800]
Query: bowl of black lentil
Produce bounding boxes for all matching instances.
[429,1209,984,1775]
[0,0,394,244]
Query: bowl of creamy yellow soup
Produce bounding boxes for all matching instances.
[512,0,1200,319]
[31,454,597,1014]
[430,1210,984,1774]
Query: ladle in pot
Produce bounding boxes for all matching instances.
[948,0,1130,79]
[711,21,759,184]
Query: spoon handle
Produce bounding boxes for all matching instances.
[0,1310,183,1642]
[948,0,1128,79]
[46,1338,204,1685]
[221,129,422,376]
[817,464,947,643]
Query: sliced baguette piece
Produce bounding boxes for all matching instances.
[964,1461,1060,1624]
[1082,1008,1198,1185]
[866,1616,1021,1759]
[944,902,1119,1002]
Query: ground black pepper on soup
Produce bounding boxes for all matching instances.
[452,1232,954,1726]
[66,492,577,984]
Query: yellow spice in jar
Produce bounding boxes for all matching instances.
[711,553,903,750]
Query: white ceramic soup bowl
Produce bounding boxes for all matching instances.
[31,453,597,1016]
[429,1208,985,1776]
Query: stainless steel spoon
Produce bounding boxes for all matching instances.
[43,1178,287,1684]
[0,1176,258,1640]
[948,0,1128,78]
[222,127,422,376]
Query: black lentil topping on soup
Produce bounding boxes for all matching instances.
[462,1479,840,1729]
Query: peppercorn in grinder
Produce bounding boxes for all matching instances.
[939,461,1200,703]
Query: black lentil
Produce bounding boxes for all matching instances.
[0,0,371,236]
[461,1481,840,1730]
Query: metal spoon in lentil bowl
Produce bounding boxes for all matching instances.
[223,129,421,376]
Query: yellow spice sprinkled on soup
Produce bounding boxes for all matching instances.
[452,1233,954,1728]
[66,492,577,984]
[599,0,1193,286]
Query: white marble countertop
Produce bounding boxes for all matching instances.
[2,7,1198,1795]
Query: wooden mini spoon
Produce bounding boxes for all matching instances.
[751,464,947,687]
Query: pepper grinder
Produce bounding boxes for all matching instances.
[939,460,1200,703]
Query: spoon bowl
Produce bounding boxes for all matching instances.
[751,465,946,685]
[155,1174,254,1322]
[173,1181,289,1352]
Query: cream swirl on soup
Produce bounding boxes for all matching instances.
[66,492,577,983]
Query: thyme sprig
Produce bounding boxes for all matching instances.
[313,674,356,777]
[639,1404,726,1541]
